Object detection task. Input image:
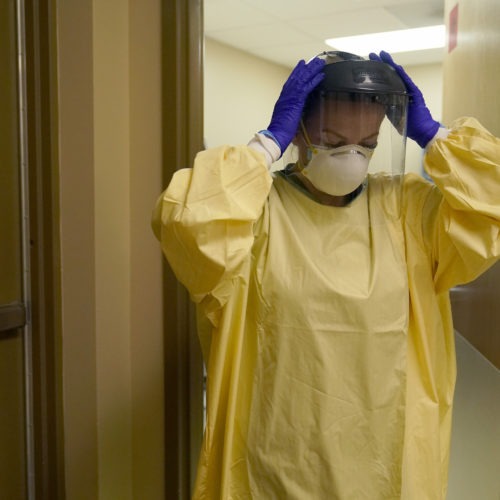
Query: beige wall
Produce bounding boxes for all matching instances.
[57,0,164,497]
[204,38,290,171]
[204,38,290,149]
[443,0,500,135]
[404,63,443,175]
[93,2,133,496]
[57,1,98,497]
[128,2,165,496]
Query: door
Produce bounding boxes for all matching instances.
[0,0,33,497]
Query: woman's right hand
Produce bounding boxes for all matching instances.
[266,58,325,153]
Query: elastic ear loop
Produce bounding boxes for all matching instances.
[297,120,319,172]
[300,120,317,154]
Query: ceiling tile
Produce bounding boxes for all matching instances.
[204,0,271,31]
[207,22,314,50]
[385,0,444,27]
[238,0,396,21]
[204,0,446,67]
[289,8,407,40]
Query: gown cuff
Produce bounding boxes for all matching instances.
[426,126,450,148]
[248,132,282,168]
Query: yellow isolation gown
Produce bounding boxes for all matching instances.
[152,117,500,499]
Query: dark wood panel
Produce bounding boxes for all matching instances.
[451,262,500,368]
[0,303,26,332]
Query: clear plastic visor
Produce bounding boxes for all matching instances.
[300,92,407,172]
[288,91,409,219]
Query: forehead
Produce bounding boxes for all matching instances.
[306,94,385,122]
[303,95,385,142]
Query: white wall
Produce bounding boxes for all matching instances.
[448,333,500,500]
[204,38,290,149]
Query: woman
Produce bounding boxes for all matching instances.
[152,51,500,499]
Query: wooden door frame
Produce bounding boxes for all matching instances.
[24,0,65,498]
[161,0,205,496]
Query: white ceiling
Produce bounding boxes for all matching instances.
[205,0,446,68]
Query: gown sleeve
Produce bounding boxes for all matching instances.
[421,117,500,292]
[151,145,273,323]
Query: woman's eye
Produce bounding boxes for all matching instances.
[324,142,343,148]
[363,143,378,150]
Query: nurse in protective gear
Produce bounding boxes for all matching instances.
[152,50,500,499]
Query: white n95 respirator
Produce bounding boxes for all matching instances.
[301,144,374,196]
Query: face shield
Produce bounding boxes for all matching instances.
[286,51,409,219]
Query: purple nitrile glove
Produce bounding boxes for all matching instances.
[369,51,440,148]
[266,58,325,153]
